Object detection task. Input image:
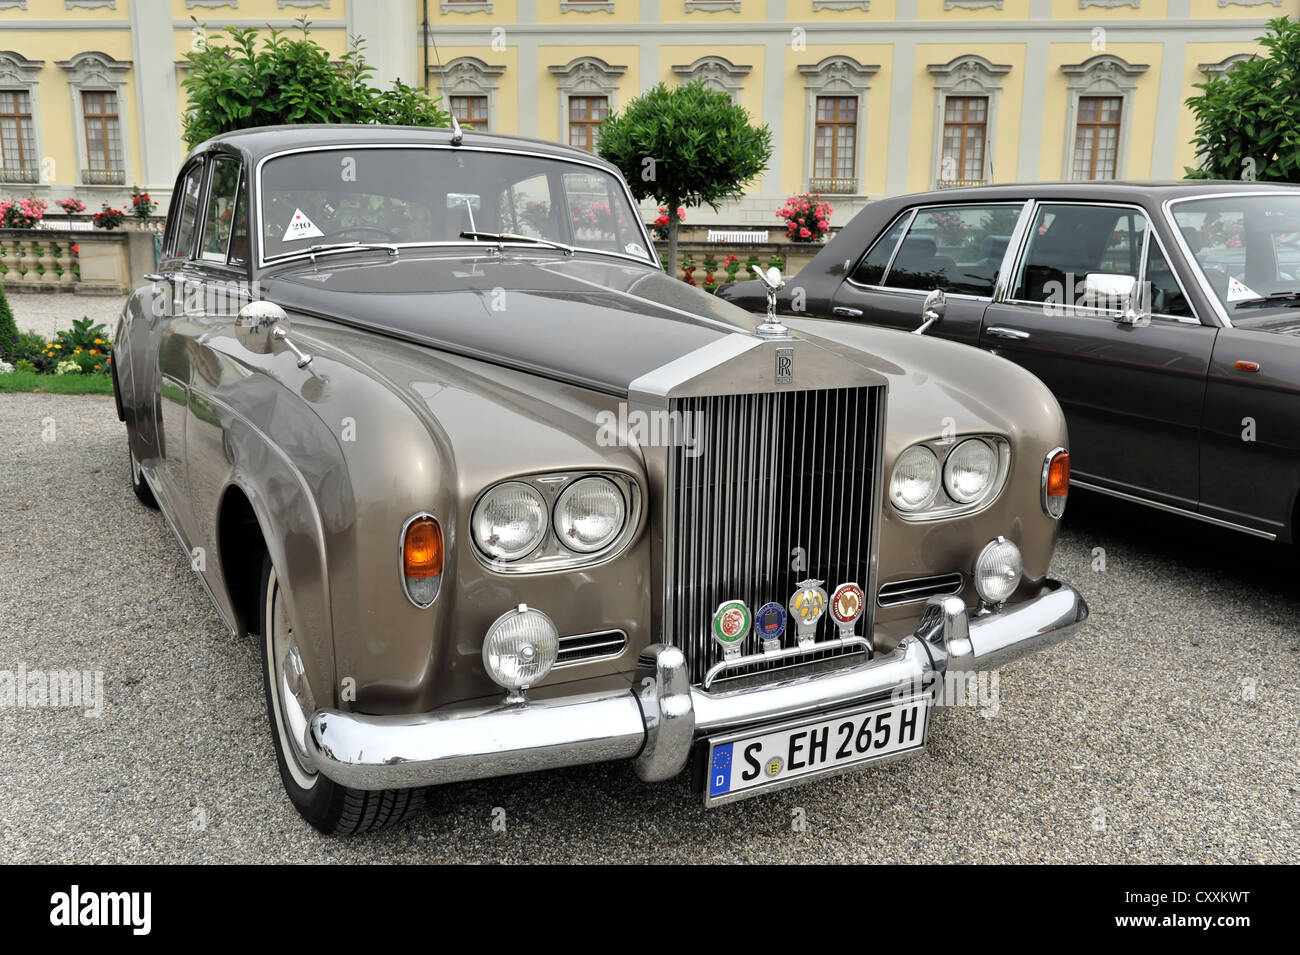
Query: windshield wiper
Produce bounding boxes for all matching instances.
[1231,290,1300,309]
[301,241,399,263]
[459,231,574,256]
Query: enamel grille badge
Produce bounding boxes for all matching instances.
[712,600,752,661]
[788,579,827,649]
[755,602,787,655]
[830,582,865,639]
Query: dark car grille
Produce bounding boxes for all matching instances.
[665,387,882,684]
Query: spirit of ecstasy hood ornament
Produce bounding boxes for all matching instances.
[751,265,790,340]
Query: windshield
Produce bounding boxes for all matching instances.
[1171,194,1300,312]
[257,146,652,264]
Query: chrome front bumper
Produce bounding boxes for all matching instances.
[303,580,1088,791]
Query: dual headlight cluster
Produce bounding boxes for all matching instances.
[472,474,634,566]
[889,437,1010,520]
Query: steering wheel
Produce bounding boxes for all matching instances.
[317,225,400,242]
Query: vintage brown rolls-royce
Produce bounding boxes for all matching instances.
[113,125,1087,834]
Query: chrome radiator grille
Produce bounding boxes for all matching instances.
[665,387,882,684]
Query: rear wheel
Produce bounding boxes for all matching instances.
[258,554,427,834]
[127,436,157,509]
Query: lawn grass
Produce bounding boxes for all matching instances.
[0,370,115,395]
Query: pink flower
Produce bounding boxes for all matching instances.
[799,227,811,238]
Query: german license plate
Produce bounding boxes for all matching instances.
[703,695,929,806]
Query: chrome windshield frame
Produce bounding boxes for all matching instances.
[253,142,659,271]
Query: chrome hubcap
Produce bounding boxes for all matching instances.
[266,569,318,789]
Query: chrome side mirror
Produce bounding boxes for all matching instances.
[1084,272,1146,325]
[914,289,946,335]
[235,301,286,355]
[236,301,313,367]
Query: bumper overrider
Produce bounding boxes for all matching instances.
[299,579,1087,795]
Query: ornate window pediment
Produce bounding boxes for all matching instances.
[0,50,43,87]
[431,56,506,97]
[928,54,1011,94]
[1199,53,1258,76]
[672,55,751,103]
[1061,53,1148,94]
[798,55,880,93]
[1079,0,1139,8]
[549,56,627,98]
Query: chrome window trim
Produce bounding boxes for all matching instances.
[398,511,443,609]
[252,142,659,271]
[844,200,1026,300]
[470,470,644,575]
[1163,189,1300,330]
[998,199,1201,325]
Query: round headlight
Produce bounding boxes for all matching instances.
[890,445,941,512]
[472,482,547,561]
[974,537,1023,605]
[482,605,559,696]
[944,439,997,504]
[553,476,626,553]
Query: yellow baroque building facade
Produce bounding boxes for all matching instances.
[0,0,1288,225]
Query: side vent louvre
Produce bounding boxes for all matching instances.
[555,630,628,666]
[876,572,964,607]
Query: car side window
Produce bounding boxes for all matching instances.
[168,161,204,260]
[849,215,907,286]
[1013,203,1148,306]
[200,156,242,263]
[1143,239,1194,321]
[879,204,1022,297]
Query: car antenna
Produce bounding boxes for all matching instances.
[428,28,463,146]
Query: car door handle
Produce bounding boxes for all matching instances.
[986,326,1030,340]
[832,306,863,317]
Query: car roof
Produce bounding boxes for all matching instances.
[896,180,1300,204]
[195,123,621,173]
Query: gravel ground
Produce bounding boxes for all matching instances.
[3,290,127,342]
[1,391,1297,863]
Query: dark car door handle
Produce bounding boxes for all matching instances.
[986,326,1030,340]
[833,306,863,317]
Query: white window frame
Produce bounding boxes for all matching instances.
[0,51,44,184]
[57,51,132,187]
[671,55,751,105]
[429,56,505,132]
[1061,54,1148,181]
[928,54,1010,188]
[798,55,878,197]
[549,56,626,152]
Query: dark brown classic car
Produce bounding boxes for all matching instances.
[113,126,1086,834]
[722,182,1300,544]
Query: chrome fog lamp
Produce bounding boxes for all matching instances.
[973,537,1022,607]
[473,482,548,561]
[889,445,940,512]
[553,476,626,553]
[482,604,559,703]
[943,438,997,504]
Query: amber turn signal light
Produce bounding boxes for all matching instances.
[1046,452,1070,497]
[1043,449,1069,519]
[402,515,443,608]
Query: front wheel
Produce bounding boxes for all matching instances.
[258,554,427,834]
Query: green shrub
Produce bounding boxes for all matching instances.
[0,283,17,361]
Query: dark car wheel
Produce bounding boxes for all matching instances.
[258,554,427,835]
[127,436,157,509]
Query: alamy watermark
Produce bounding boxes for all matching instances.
[596,404,704,458]
[0,666,103,718]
